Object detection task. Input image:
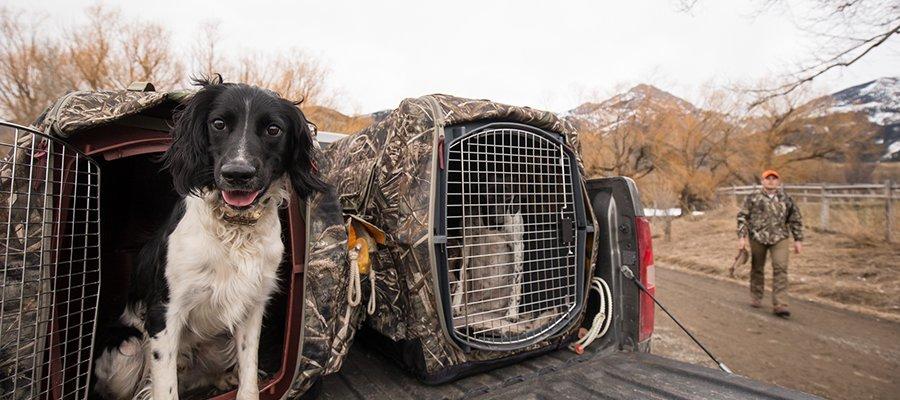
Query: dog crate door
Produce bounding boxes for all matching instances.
[436,122,586,351]
[0,122,102,399]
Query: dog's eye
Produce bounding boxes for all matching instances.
[266,125,283,137]
[211,119,227,131]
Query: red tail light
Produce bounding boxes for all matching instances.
[635,217,655,342]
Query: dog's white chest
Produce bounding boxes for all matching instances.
[166,196,284,336]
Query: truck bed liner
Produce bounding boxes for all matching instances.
[320,343,820,399]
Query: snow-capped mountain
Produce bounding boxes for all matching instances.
[564,78,900,161]
[563,84,696,133]
[819,77,899,160]
[828,77,899,126]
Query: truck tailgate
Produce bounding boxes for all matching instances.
[318,344,819,399]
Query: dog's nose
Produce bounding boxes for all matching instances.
[221,162,256,185]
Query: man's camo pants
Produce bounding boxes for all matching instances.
[750,238,790,306]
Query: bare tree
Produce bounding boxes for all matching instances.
[0,8,66,123]
[757,0,898,105]
[187,21,336,108]
[571,88,660,179]
[580,102,660,179]
[191,20,224,79]
[654,89,742,209]
[735,85,870,183]
[1,5,191,123]
[639,174,680,241]
[65,5,183,90]
[223,49,335,107]
[678,0,898,106]
[63,4,119,90]
[0,4,341,124]
[114,22,184,90]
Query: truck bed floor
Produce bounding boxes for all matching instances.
[319,342,819,399]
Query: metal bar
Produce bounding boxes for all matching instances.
[449,260,576,286]
[445,127,579,345]
[0,127,20,374]
[453,282,575,310]
[448,242,575,262]
[446,199,574,206]
[887,179,893,243]
[448,219,571,232]
[447,210,575,219]
[470,308,570,336]
[457,269,574,301]
[448,245,575,271]
[446,234,577,250]
[0,121,102,399]
[462,305,569,332]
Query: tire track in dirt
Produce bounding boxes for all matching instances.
[650,266,900,400]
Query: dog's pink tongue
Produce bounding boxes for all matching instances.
[222,190,261,207]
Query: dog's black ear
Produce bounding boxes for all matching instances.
[164,81,223,196]
[287,106,329,199]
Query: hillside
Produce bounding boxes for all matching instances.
[565,78,899,162]
[563,84,697,133]
[302,105,373,135]
[816,77,900,160]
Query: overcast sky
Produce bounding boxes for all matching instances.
[9,0,900,114]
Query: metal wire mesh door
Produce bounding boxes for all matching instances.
[0,121,101,399]
[443,125,582,349]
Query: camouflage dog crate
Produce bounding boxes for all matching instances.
[0,87,359,399]
[322,94,599,383]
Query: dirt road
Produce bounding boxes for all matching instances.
[651,266,900,400]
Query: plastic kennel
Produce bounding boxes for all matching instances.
[0,87,358,399]
[321,94,598,383]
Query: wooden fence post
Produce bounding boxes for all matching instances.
[731,185,737,208]
[820,184,829,231]
[887,179,894,243]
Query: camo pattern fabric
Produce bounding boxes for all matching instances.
[737,189,804,245]
[32,90,172,137]
[0,125,52,399]
[1,88,353,399]
[323,94,597,374]
[286,151,364,397]
[0,129,48,258]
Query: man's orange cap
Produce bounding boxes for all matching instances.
[761,169,780,179]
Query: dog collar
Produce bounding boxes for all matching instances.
[216,203,265,226]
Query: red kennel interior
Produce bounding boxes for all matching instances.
[60,122,308,400]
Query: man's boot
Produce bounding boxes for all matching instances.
[773,305,791,318]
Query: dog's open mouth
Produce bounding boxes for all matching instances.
[221,190,262,208]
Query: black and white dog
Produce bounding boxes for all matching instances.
[94,76,326,399]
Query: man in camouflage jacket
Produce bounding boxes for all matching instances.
[736,170,803,317]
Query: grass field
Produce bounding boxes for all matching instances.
[652,206,900,321]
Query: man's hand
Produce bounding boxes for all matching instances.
[794,241,802,254]
[739,237,748,250]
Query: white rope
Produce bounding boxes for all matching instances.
[570,277,613,353]
[347,245,362,307]
[367,267,377,315]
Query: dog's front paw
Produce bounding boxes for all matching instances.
[235,387,260,400]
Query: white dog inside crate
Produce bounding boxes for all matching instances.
[450,209,560,339]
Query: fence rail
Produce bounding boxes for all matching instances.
[718,181,895,242]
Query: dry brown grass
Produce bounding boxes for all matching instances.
[797,202,899,245]
[653,206,900,320]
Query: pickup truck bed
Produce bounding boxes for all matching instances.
[319,342,820,399]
